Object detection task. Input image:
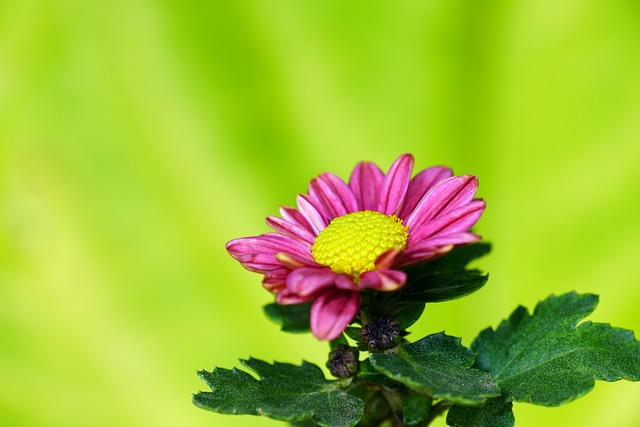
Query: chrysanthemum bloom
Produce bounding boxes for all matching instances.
[226,154,485,341]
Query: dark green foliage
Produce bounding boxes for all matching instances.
[355,359,399,389]
[402,391,432,425]
[376,301,425,331]
[472,292,640,406]
[402,242,491,295]
[369,333,500,405]
[399,269,488,303]
[194,358,364,427]
[369,243,491,330]
[447,397,514,427]
[198,238,640,427]
[263,302,312,333]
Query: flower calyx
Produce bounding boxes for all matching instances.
[326,344,360,378]
[360,316,402,352]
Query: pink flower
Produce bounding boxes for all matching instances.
[226,154,485,341]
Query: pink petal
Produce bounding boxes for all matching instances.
[305,192,333,222]
[309,174,351,218]
[334,274,360,291]
[236,252,283,271]
[349,162,384,211]
[399,166,453,219]
[359,269,407,291]
[286,267,337,298]
[408,200,486,245]
[398,244,455,267]
[374,248,404,270]
[275,252,321,269]
[310,289,360,341]
[315,173,359,215]
[266,215,316,245]
[276,291,313,305]
[402,232,481,265]
[378,154,414,215]
[413,232,481,248]
[405,175,479,230]
[226,233,312,261]
[262,268,289,293]
[296,195,328,234]
[279,206,316,235]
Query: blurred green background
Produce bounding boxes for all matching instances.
[1,1,639,426]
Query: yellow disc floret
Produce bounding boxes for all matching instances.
[311,210,408,280]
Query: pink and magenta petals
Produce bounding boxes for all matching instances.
[413,232,481,249]
[227,233,312,261]
[304,193,333,223]
[374,248,404,270]
[226,234,315,273]
[309,174,354,218]
[286,267,337,298]
[275,252,320,269]
[407,200,486,245]
[349,162,385,211]
[359,269,407,291]
[279,206,316,235]
[237,252,283,268]
[334,274,360,291]
[310,289,360,341]
[378,154,414,215]
[317,173,359,214]
[266,215,316,245]
[262,269,289,293]
[402,232,481,265]
[296,195,328,234]
[399,166,453,219]
[399,243,455,266]
[405,175,479,229]
[276,291,313,305]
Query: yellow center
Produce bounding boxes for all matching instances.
[311,210,408,279]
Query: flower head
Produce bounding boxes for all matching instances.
[226,154,485,340]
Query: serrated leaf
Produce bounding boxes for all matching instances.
[263,302,311,333]
[472,292,640,406]
[447,397,514,427]
[369,333,499,405]
[194,358,364,427]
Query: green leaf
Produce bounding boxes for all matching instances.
[406,242,491,275]
[355,359,399,389]
[344,326,362,343]
[447,397,514,427]
[263,302,311,333]
[194,358,364,427]
[369,333,500,405]
[400,269,488,303]
[377,243,490,312]
[472,292,640,406]
[402,391,432,425]
[378,302,425,330]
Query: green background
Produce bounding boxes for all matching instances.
[1,1,639,426]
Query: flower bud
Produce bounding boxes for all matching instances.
[360,317,401,352]
[326,345,360,378]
